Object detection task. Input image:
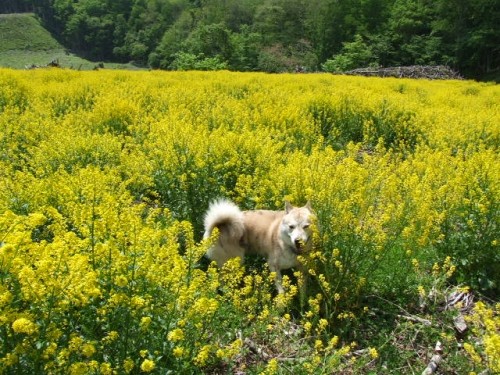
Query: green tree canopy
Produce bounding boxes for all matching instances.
[28,0,499,79]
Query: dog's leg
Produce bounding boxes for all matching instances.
[296,263,308,310]
[268,263,285,294]
[275,271,285,294]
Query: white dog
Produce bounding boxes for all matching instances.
[203,199,314,293]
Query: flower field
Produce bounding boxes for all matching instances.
[0,68,498,374]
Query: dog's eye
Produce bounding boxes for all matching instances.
[288,225,296,230]
[303,224,310,229]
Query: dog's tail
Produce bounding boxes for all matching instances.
[203,199,245,241]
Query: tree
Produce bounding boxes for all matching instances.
[150,9,194,69]
[29,0,499,79]
[183,22,233,61]
[64,0,117,59]
[253,0,306,47]
[0,0,32,13]
[322,34,377,72]
[434,0,499,77]
[229,25,261,71]
[384,0,444,66]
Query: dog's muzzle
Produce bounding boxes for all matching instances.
[293,238,308,254]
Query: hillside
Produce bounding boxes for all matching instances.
[0,13,139,70]
[0,13,61,51]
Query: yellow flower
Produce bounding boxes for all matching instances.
[0,290,13,307]
[140,359,155,372]
[317,318,328,333]
[328,336,339,349]
[167,328,184,342]
[417,285,426,298]
[463,343,482,364]
[173,346,185,358]
[194,345,212,367]
[314,339,324,351]
[69,362,88,375]
[262,358,279,374]
[432,262,440,275]
[114,275,128,287]
[12,317,38,335]
[100,362,113,375]
[123,358,135,373]
[131,296,146,309]
[303,321,312,333]
[2,353,18,366]
[412,258,419,269]
[103,331,119,344]
[369,347,379,359]
[334,260,343,271]
[43,342,58,359]
[81,343,96,358]
[140,316,152,331]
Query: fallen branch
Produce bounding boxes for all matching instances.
[244,337,270,360]
[25,59,62,70]
[421,341,443,375]
[397,314,432,326]
[445,289,474,312]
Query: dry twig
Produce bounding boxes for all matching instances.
[421,341,443,375]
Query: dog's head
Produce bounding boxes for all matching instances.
[281,201,315,255]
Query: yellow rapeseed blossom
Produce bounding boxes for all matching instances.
[114,275,128,288]
[140,316,152,331]
[464,343,482,364]
[417,285,426,298]
[140,359,155,372]
[12,317,38,335]
[99,362,113,375]
[467,302,500,373]
[369,347,379,359]
[167,328,184,342]
[194,345,212,367]
[81,343,96,358]
[123,358,135,373]
[173,346,185,358]
[262,358,279,375]
[0,68,498,374]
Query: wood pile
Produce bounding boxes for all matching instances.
[25,59,62,69]
[345,65,462,80]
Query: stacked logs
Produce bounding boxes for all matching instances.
[345,65,462,80]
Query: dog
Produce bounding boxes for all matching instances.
[203,199,314,293]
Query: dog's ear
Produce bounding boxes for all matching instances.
[305,201,312,211]
[285,201,293,213]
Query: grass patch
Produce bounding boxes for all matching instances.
[0,13,61,51]
[0,13,143,70]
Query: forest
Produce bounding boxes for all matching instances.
[1,1,499,78]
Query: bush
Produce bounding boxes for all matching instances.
[170,52,228,71]
[322,34,378,73]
